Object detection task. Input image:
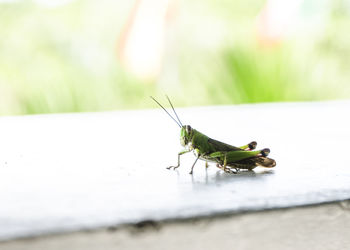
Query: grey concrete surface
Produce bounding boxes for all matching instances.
[0,100,350,242]
[1,201,350,250]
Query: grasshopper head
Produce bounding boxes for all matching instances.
[180,125,193,147]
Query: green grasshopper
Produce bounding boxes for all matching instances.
[151,96,276,174]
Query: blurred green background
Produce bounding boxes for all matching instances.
[0,0,350,115]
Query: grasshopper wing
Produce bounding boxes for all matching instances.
[254,157,276,168]
[207,138,243,152]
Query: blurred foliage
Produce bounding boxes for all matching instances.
[0,0,350,115]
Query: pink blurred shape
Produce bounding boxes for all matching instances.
[255,0,303,47]
[117,0,178,81]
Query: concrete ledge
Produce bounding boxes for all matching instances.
[1,201,350,250]
[1,101,350,245]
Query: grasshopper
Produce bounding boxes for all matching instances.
[151,96,276,174]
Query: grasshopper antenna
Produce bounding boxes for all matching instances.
[165,95,183,127]
[150,96,181,128]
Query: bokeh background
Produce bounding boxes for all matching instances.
[1,0,350,115]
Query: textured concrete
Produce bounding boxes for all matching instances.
[1,201,350,250]
[0,100,350,242]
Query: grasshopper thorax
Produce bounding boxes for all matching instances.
[180,125,193,147]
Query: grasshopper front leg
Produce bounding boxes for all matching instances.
[189,155,200,175]
[167,149,191,170]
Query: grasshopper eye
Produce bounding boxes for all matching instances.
[186,125,192,134]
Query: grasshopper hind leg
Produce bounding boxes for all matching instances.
[248,141,257,150]
[216,164,238,174]
[240,141,257,151]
